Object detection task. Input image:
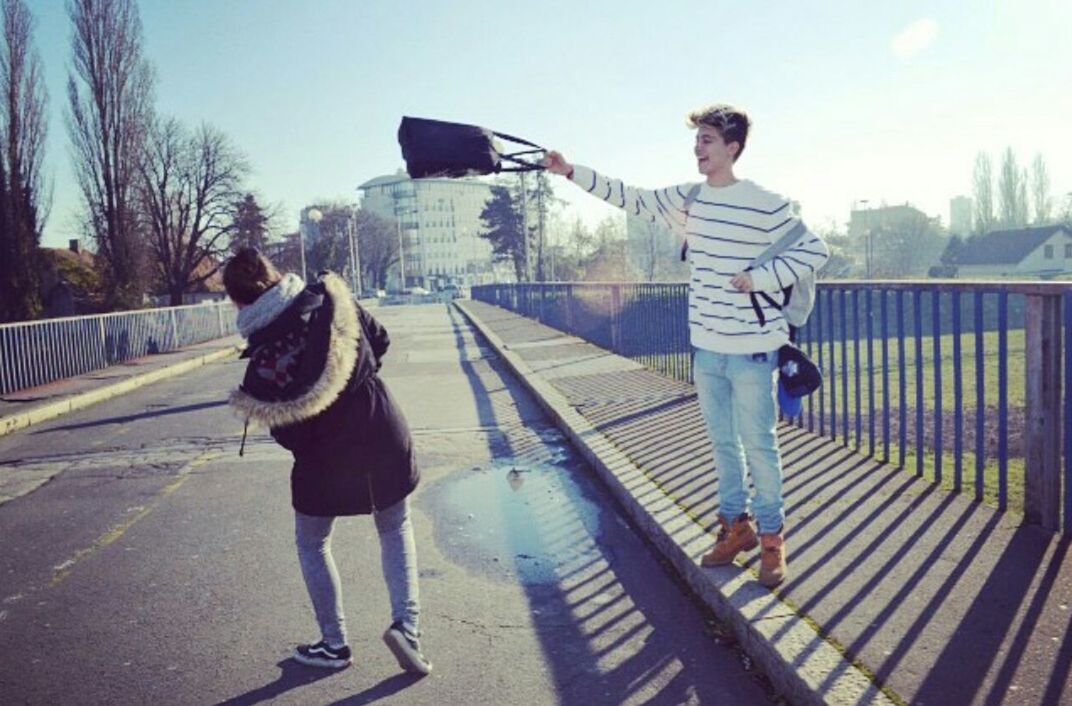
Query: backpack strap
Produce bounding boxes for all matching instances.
[746,221,808,326]
[680,183,702,262]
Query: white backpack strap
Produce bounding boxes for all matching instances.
[746,221,808,327]
[748,221,808,270]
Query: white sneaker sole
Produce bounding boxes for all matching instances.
[292,648,351,669]
[382,629,433,675]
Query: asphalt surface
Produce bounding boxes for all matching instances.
[0,303,773,706]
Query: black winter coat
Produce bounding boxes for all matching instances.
[229,273,418,516]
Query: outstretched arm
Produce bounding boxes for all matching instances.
[542,150,692,236]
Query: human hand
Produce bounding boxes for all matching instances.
[729,272,754,292]
[542,150,573,176]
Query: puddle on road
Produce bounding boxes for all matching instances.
[422,459,607,585]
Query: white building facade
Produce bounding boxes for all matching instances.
[358,171,506,290]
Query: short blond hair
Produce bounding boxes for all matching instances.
[687,104,751,161]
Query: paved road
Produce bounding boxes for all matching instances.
[0,303,772,705]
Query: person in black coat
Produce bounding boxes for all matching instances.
[225,248,431,674]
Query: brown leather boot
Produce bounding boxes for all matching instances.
[759,531,787,587]
[701,514,758,567]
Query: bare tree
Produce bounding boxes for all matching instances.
[354,208,398,291]
[998,147,1028,229]
[1030,153,1052,225]
[138,118,247,305]
[0,0,47,322]
[972,152,994,235]
[66,0,154,309]
[871,212,945,278]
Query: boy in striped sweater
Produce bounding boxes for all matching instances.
[542,104,829,587]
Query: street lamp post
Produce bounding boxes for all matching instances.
[347,208,362,298]
[304,208,323,283]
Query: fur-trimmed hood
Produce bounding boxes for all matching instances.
[229,273,360,429]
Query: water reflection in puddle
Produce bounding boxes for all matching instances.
[424,459,605,585]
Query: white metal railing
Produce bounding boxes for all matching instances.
[0,302,238,395]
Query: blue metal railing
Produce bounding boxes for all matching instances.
[473,280,1071,533]
[0,302,238,396]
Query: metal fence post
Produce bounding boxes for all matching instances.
[610,284,622,353]
[169,308,179,351]
[1024,292,1062,530]
[565,284,574,334]
[98,317,108,365]
[217,303,225,337]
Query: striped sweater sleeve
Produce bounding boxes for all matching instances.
[748,215,830,293]
[569,165,691,237]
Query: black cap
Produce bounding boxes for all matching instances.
[778,344,821,397]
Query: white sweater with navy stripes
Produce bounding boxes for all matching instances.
[569,165,830,355]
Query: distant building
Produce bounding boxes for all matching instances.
[847,202,940,276]
[956,224,1072,278]
[357,171,504,290]
[848,203,933,239]
[949,196,973,235]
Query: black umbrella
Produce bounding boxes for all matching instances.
[397,116,545,179]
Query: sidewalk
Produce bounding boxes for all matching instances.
[0,335,242,438]
[457,299,1072,706]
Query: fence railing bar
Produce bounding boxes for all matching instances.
[881,290,891,463]
[933,290,943,485]
[853,289,862,451]
[898,290,907,469]
[952,290,964,493]
[975,291,986,502]
[998,291,1009,511]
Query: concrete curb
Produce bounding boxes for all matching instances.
[455,300,897,706]
[0,344,241,438]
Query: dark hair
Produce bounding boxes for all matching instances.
[687,104,751,162]
[223,248,283,305]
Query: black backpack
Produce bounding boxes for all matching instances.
[397,116,545,178]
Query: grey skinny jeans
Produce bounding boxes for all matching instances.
[295,497,420,648]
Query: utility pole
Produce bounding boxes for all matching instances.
[347,207,362,297]
[392,187,408,291]
[537,168,546,282]
[519,172,530,282]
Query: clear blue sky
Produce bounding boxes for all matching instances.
[33,0,1072,248]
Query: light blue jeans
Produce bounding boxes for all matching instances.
[693,348,785,534]
[295,497,420,648]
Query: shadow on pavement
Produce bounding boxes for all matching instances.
[439,306,766,705]
[32,400,229,433]
[213,659,341,706]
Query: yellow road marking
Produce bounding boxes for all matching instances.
[48,450,219,588]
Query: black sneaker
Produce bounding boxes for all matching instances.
[382,622,433,675]
[293,640,352,669]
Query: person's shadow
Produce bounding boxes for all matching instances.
[213,659,334,705]
[214,660,424,706]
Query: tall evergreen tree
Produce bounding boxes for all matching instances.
[230,193,271,252]
[479,184,527,281]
